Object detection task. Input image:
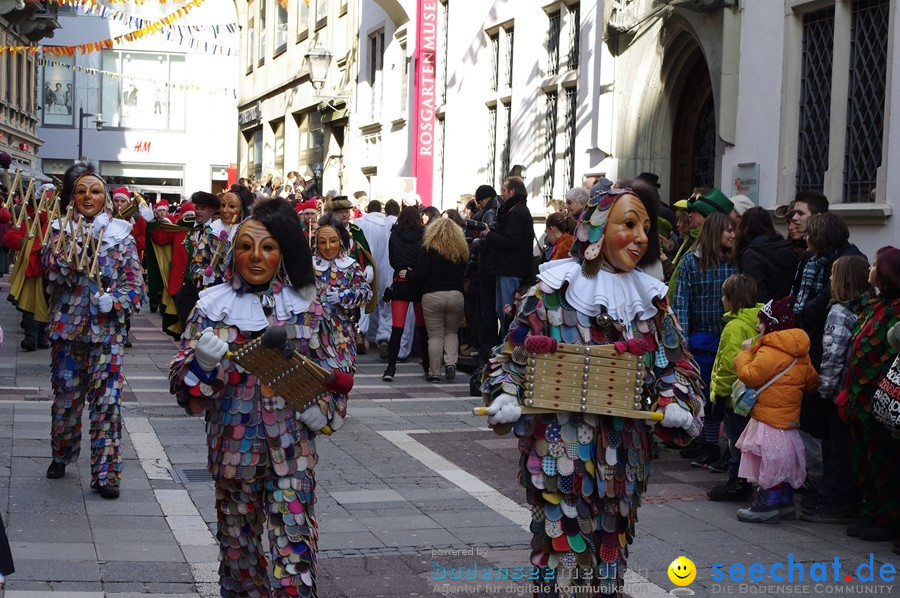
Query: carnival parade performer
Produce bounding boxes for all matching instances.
[481,181,704,597]
[42,163,144,499]
[313,214,373,370]
[169,197,353,597]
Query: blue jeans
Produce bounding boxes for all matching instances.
[495,275,522,339]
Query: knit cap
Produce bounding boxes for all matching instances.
[758,296,795,333]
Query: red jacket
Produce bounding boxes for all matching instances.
[2,211,47,277]
[131,215,147,261]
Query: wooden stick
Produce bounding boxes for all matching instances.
[89,226,105,286]
[26,190,48,241]
[67,216,84,263]
[42,197,61,248]
[53,206,74,255]
[4,169,21,212]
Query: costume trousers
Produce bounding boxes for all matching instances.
[215,476,319,598]
[49,340,123,487]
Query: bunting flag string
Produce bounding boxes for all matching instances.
[40,57,237,98]
[0,0,238,56]
[60,0,238,40]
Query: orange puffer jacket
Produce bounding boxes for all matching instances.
[734,328,820,429]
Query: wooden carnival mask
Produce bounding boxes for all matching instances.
[72,175,107,219]
[316,225,342,261]
[233,219,282,286]
[219,192,243,226]
[601,193,650,273]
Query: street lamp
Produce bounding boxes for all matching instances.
[303,43,333,93]
[78,107,104,161]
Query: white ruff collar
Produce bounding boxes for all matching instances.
[536,258,668,324]
[314,255,355,271]
[52,212,132,245]
[196,283,313,330]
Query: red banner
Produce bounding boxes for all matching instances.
[412,0,438,206]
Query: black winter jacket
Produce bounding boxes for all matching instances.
[737,234,799,303]
[388,225,424,302]
[408,248,466,295]
[484,195,533,280]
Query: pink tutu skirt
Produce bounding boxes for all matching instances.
[736,419,806,489]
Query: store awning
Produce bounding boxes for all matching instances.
[9,161,52,183]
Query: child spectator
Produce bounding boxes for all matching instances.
[734,297,820,523]
[800,255,870,524]
[707,274,761,500]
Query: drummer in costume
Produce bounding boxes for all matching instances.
[313,214,373,369]
[482,180,704,597]
[169,197,352,597]
[42,163,144,499]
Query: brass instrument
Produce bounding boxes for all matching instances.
[115,190,149,221]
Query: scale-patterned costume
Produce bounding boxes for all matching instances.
[42,213,143,489]
[169,280,350,598]
[839,292,900,530]
[313,254,372,370]
[483,261,703,597]
[189,220,230,289]
[483,185,703,598]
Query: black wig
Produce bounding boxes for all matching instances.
[316,214,351,250]
[249,197,314,289]
[60,162,102,211]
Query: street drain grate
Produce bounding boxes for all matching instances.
[171,467,213,483]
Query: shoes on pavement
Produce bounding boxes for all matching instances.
[679,441,705,459]
[708,477,753,502]
[737,487,782,524]
[858,526,899,542]
[690,445,721,468]
[707,455,730,473]
[847,517,877,537]
[378,341,389,361]
[779,485,796,520]
[798,503,854,524]
[356,334,368,354]
[800,492,826,510]
[20,337,36,352]
[426,375,440,383]
[98,485,120,500]
[124,336,132,348]
[382,367,396,382]
[46,461,66,479]
[37,339,50,349]
[445,364,456,381]
[795,477,818,494]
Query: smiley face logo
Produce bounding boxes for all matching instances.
[667,556,696,586]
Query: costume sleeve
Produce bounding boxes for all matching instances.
[109,235,144,315]
[336,262,373,309]
[169,310,226,416]
[710,320,742,398]
[673,255,694,334]
[300,306,352,431]
[819,307,855,400]
[41,228,79,286]
[648,298,705,445]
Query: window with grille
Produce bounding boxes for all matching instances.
[547,10,560,76]
[488,105,497,185]
[439,0,449,104]
[490,34,499,92]
[796,7,834,194]
[843,0,888,204]
[543,91,558,202]
[501,101,511,183]
[568,3,580,70]
[505,28,514,88]
[563,87,576,191]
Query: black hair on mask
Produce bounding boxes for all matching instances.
[316,213,351,249]
[229,183,255,217]
[249,197,314,289]
[60,162,102,210]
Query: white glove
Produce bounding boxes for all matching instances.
[364,264,374,284]
[486,393,522,425]
[194,327,229,372]
[299,403,328,432]
[94,292,113,314]
[139,202,154,223]
[660,402,693,429]
[325,288,341,305]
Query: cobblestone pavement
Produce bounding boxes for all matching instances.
[0,280,896,597]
